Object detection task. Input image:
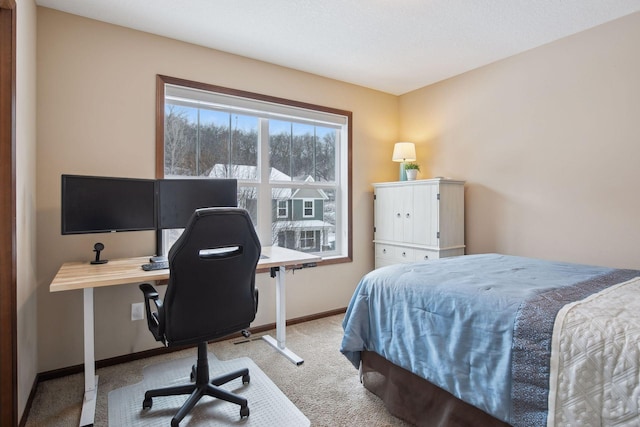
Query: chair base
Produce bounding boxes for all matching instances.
[141,342,250,427]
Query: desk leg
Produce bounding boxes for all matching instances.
[262,266,304,366]
[79,288,98,427]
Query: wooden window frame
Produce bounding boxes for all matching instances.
[155,75,353,266]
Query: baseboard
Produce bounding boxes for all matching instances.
[18,374,39,427]
[36,307,346,383]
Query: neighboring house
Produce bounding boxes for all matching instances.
[209,165,334,252]
[274,176,332,252]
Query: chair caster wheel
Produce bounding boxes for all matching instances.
[142,397,152,409]
[240,405,250,418]
[242,374,250,384]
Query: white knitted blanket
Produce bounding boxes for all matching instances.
[548,276,640,426]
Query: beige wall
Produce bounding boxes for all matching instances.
[36,8,398,372]
[399,12,640,270]
[35,6,640,376]
[17,0,38,419]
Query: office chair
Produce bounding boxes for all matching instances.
[139,207,260,427]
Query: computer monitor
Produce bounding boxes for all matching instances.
[154,178,237,257]
[61,175,157,234]
[156,178,238,230]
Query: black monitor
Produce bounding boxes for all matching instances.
[156,178,238,230]
[154,178,237,258]
[61,175,157,234]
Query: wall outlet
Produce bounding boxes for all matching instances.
[131,302,144,321]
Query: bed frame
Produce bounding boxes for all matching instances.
[361,351,510,427]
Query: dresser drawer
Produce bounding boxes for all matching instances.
[413,249,439,262]
[394,247,414,262]
[375,244,396,259]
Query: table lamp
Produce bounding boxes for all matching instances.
[392,142,416,181]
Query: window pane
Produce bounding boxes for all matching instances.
[165,104,198,177]
[268,121,337,183]
[269,120,292,181]
[198,109,230,177]
[322,189,337,252]
[238,185,258,226]
[292,123,314,180]
[230,115,258,180]
[202,113,259,181]
[315,127,336,182]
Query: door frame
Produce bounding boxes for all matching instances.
[0,0,18,425]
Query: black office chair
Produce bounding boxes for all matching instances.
[139,207,260,427]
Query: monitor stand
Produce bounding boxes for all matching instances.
[151,229,167,263]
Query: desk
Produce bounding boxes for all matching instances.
[50,246,320,427]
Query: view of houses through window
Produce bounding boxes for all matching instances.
[158,78,351,260]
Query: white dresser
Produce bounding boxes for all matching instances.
[373,178,465,269]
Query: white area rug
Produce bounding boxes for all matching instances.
[108,353,310,426]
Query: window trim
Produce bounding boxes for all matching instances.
[156,75,353,267]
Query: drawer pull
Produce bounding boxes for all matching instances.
[382,248,387,254]
[406,213,410,218]
[402,252,407,257]
[396,213,401,218]
[424,255,429,260]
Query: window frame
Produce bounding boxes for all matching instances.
[302,199,314,218]
[156,75,353,267]
[277,200,288,218]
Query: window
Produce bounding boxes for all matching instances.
[303,200,314,218]
[277,200,288,218]
[300,230,316,250]
[156,75,352,261]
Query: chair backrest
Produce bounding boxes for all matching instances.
[162,207,261,347]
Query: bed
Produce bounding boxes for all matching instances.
[340,254,640,426]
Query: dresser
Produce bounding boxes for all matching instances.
[373,178,465,268]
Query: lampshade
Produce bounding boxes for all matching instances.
[392,142,416,162]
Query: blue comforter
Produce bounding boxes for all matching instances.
[340,254,615,423]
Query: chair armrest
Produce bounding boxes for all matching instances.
[139,282,158,299]
[139,283,165,343]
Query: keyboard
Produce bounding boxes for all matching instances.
[141,261,169,271]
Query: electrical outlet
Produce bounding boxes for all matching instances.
[131,302,144,321]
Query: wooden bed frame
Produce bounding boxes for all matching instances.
[361,351,510,427]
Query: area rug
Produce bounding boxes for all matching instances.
[108,353,310,426]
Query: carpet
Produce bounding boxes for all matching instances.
[108,353,310,426]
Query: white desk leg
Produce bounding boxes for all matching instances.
[79,288,98,427]
[262,266,304,365]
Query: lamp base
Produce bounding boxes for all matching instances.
[399,162,407,181]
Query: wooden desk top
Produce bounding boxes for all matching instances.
[50,246,321,292]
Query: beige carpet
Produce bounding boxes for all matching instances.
[25,314,411,427]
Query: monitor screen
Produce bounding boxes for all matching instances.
[156,178,238,229]
[61,175,157,234]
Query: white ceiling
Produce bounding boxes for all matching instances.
[36,0,640,95]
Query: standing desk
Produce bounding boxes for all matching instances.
[49,246,320,427]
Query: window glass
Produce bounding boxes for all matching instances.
[159,77,351,260]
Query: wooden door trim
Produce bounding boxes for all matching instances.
[0,0,18,425]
